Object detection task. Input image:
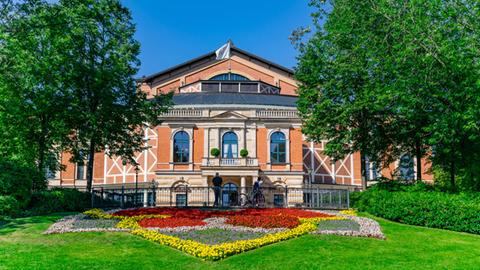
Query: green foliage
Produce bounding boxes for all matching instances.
[240,149,249,158]
[26,188,90,216]
[210,148,220,157]
[0,0,70,174]
[0,0,172,192]
[55,0,172,192]
[353,184,480,234]
[0,195,20,217]
[0,160,44,208]
[294,0,480,190]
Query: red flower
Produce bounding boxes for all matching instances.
[138,217,206,228]
[113,207,336,229]
[226,215,300,229]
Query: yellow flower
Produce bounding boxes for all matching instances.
[130,220,318,260]
[83,209,169,230]
[339,209,357,216]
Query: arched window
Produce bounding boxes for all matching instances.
[209,73,250,81]
[399,154,414,181]
[270,132,286,164]
[222,132,238,158]
[173,131,189,163]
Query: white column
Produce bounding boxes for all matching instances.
[350,154,354,185]
[310,141,315,185]
[204,128,210,158]
[331,159,336,184]
[241,176,246,195]
[143,190,148,207]
[189,130,194,171]
[144,129,148,183]
[103,151,108,185]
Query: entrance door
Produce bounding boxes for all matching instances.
[222,183,238,206]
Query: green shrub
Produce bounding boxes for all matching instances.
[352,184,480,234]
[240,149,249,158]
[26,188,90,215]
[0,195,20,217]
[210,148,220,157]
[0,160,45,208]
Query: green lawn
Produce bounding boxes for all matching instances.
[1,213,479,270]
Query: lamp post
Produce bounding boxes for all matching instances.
[135,165,140,207]
[121,159,127,208]
[306,168,313,207]
[307,168,313,187]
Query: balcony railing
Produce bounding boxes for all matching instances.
[161,109,299,119]
[202,157,258,167]
[255,110,298,118]
[179,80,280,95]
[161,109,203,118]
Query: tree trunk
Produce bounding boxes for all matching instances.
[415,138,422,181]
[36,116,49,190]
[450,156,456,192]
[37,140,46,191]
[86,136,96,192]
[360,151,367,190]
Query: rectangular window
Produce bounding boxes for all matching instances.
[76,163,86,180]
[176,194,187,207]
[270,143,286,164]
[45,169,56,180]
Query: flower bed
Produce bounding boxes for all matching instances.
[163,228,266,245]
[71,218,119,229]
[316,219,360,231]
[226,215,300,229]
[131,221,318,261]
[44,207,384,260]
[139,217,207,228]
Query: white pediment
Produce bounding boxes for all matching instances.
[211,110,249,120]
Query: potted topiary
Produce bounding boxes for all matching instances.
[210,148,220,157]
[240,149,249,158]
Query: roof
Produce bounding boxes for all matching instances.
[172,92,298,108]
[140,44,294,83]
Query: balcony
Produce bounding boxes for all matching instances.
[179,80,280,95]
[201,157,259,167]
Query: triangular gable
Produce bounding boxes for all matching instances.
[211,110,249,120]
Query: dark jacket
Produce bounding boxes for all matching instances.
[212,176,223,187]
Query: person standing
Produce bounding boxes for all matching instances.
[252,176,263,206]
[212,172,223,207]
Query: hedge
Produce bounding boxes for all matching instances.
[0,195,20,218]
[25,188,91,216]
[0,160,44,208]
[352,184,480,235]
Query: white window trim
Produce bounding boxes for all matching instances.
[267,128,290,170]
[170,128,194,170]
[220,129,242,158]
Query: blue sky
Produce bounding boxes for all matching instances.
[122,0,314,77]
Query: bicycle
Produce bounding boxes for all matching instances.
[240,189,265,207]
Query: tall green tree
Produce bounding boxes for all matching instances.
[58,0,172,192]
[294,0,480,191]
[293,1,397,189]
[0,0,72,181]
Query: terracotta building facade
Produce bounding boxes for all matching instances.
[49,44,432,192]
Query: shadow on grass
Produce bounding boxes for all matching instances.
[0,213,72,236]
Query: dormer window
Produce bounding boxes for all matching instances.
[209,73,249,81]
